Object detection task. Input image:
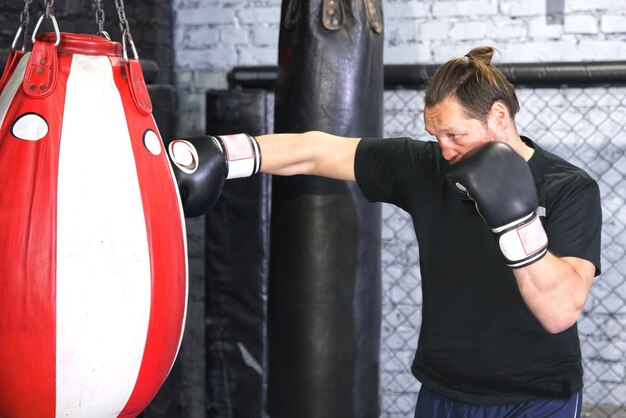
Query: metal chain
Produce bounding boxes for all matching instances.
[114,0,138,60]
[19,0,33,29]
[43,0,55,19]
[13,0,34,50]
[94,0,110,38]
[31,0,60,47]
[114,0,131,38]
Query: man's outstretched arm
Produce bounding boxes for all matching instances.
[167,131,360,216]
[256,131,360,181]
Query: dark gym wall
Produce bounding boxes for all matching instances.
[0,0,173,84]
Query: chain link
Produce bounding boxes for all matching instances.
[12,0,34,50]
[114,0,138,60]
[94,0,109,39]
[31,0,59,46]
[43,0,55,19]
[114,0,131,38]
[19,0,34,28]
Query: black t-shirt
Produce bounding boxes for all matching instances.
[354,136,602,405]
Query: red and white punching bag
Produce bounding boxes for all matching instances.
[0,24,187,418]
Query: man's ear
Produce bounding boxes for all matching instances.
[487,101,510,131]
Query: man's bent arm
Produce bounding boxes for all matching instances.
[514,254,595,334]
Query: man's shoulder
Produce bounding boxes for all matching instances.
[528,139,597,191]
[357,137,441,166]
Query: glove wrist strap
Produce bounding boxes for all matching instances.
[495,211,548,268]
[216,133,261,179]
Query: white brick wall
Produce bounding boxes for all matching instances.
[564,14,599,34]
[602,15,626,33]
[566,0,626,13]
[172,0,626,74]
[499,0,545,17]
[384,1,429,19]
[432,0,498,18]
[451,21,488,40]
[385,1,626,65]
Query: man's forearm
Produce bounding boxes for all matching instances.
[257,131,360,181]
[513,252,595,334]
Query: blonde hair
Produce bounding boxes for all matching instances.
[424,46,520,124]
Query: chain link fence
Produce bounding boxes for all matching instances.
[380,86,626,418]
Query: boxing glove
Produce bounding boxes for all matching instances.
[167,133,261,217]
[447,142,548,268]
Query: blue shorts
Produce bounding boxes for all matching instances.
[414,386,582,418]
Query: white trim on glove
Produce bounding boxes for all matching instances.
[494,211,548,268]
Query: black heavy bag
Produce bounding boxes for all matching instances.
[269,0,384,416]
[205,90,272,418]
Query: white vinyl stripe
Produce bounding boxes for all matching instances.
[573,392,579,418]
[0,52,30,130]
[56,55,151,417]
[220,134,257,179]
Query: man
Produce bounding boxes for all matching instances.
[169,46,601,416]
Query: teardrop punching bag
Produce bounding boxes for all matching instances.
[0,24,187,418]
[269,0,384,416]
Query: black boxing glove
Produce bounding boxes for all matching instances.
[447,142,548,268]
[167,133,261,217]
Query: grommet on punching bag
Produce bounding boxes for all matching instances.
[270,0,384,417]
[0,4,187,418]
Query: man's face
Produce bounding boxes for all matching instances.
[424,97,498,164]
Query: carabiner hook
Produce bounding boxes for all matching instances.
[11,25,26,52]
[32,13,61,47]
[121,31,139,62]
